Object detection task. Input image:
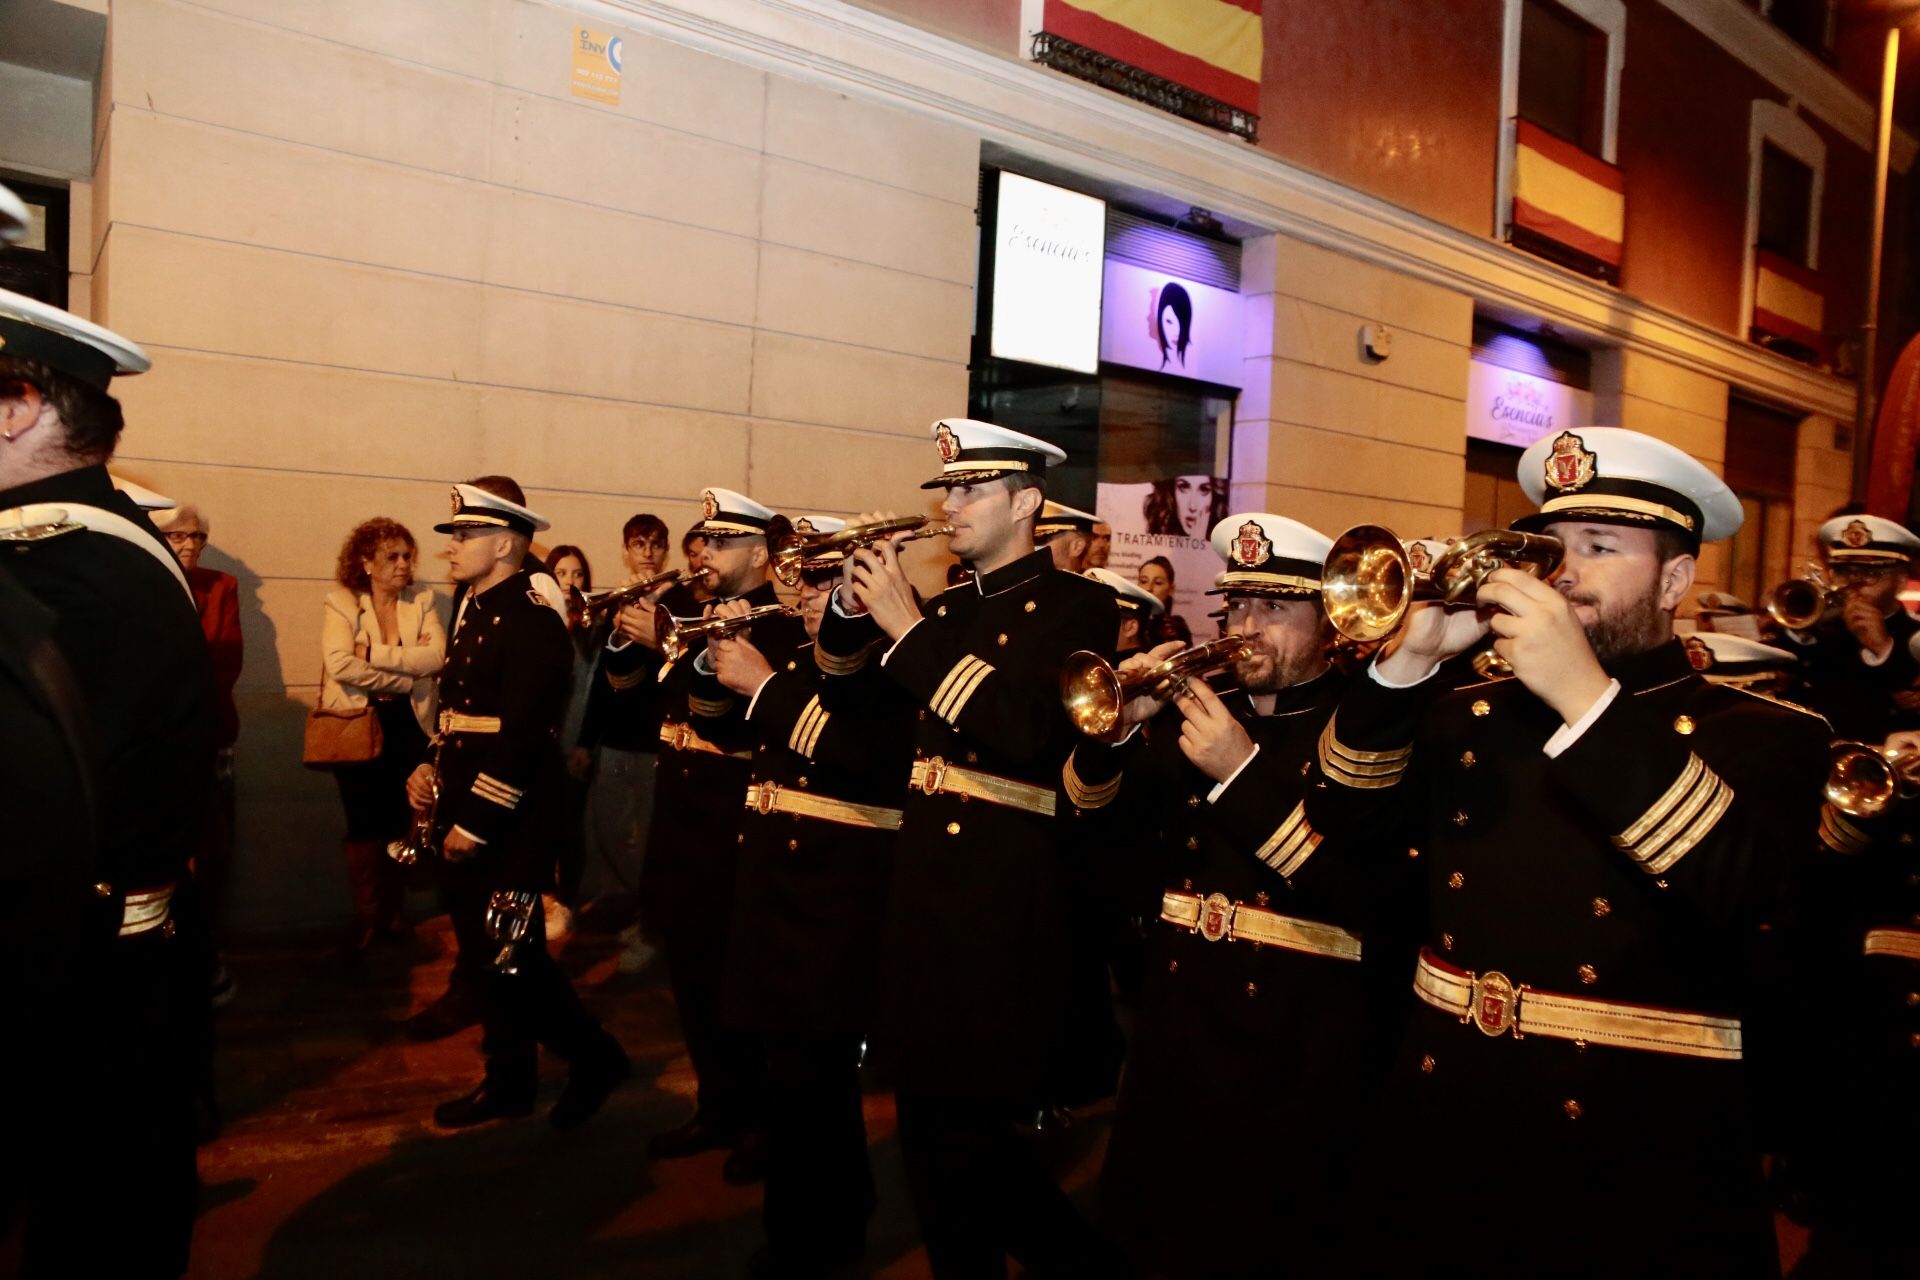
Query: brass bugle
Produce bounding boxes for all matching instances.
[773,516,954,586]
[661,602,799,663]
[582,567,706,623]
[1766,570,1847,631]
[1824,739,1920,819]
[388,763,441,866]
[1061,635,1256,743]
[1321,525,1564,646]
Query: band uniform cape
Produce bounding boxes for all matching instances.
[433,566,574,890]
[722,636,910,1040]
[819,550,1121,1105]
[1067,668,1414,1278]
[1782,792,1920,1267]
[0,463,217,1276]
[1310,640,1828,1277]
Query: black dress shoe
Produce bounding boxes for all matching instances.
[646,1114,735,1160]
[722,1129,770,1186]
[433,1081,534,1129]
[405,984,482,1042]
[550,1042,632,1132]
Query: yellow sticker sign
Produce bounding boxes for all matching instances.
[571,27,623,105]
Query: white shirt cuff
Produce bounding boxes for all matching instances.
[451,824,486,847]
[605,631,632,653]
[745,672,777,719]
[1206,742,1260,803]
[1862,642,1894,667]
[879,618,923,667]
[828,585,859,619]
[1542,679,1622,759]
[1369,656,1441,688]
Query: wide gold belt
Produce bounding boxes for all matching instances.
[438,711,501,734]
[1160,889,1362,962]
[908,756,1055,817]
[1413,948,1742,1061]
[660,721,750,759]
[743,782,903,832]
[1864,927,1920,961]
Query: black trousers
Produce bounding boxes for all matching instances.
[764,1037,873,1264]
[894,1092,1111,1280]
[441,862,607,1089]
[662,918,764,1132]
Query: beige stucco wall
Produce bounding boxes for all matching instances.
[86,0,978,930]
[1232,235,1473,539]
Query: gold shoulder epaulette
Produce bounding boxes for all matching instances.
[0,508,84,544]
[1724,684,1827,723]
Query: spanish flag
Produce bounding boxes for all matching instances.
[1752,248,1826,354]
[1041,0,1263,117]
[1511,120,1625,271]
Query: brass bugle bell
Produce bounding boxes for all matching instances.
[660,602,799,663]
[387,769,441,866]
[772,516,954,587]
[1824,739,1920,819]
[582,567,706,623]
[1321,525,1565,646]
[1061,635,1256,743]
[1765,569,1847,631]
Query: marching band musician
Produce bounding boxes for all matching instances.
[705,515,912,1278]
[0,287,215,1275]
[1084,565,1162,663]
[1034,500,1100,574]
[1778,512,1920,744]
[1068,514,1406,1278]
[605,487,807,1182]
[818,420,1123,1277]
[408,481,627,1131]
[1309,428,1830,1277]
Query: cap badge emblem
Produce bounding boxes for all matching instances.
[1407,540,1433,573]
[448,486,463,517]
[935,422,962,464]
[1231,520,1271,569]
[1544,431,1597,493]
[1842,519,1872,549]
[1683,635,1714,672]
[793,517,816,534]
[701,490,719,521]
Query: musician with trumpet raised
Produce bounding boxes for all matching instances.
[407,481,629,1131]
[817,419,1123,1277]
[1064,512,1405,1277]
[1773,512,1920,743]
[609,486,806,1182]
[1307,429,1830,1277]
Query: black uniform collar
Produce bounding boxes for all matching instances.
[0,463,170,553]
[1259,665,1338,714]
[1601,638,1695,693]
[974,548,1052,598]
[724,579,782,608]
[469,565,532,607]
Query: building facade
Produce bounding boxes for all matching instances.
[0,0,1911,929]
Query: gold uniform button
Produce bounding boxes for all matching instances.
[1168,959,1180,974]
[1025,600,1037,612]
[997,633,1008,646]
[1185,836,1199,851]
[946,822,961,835]
[936,605,947,617]
[1460,751,1477,768]
[736,834,744,844]
[1408,847,1420,859]
[1592,897,1612,918]
[1452,811,1469,828]
[1904,992,1919,1007]
[1182,878,1195,891]
[1911,1031,1920,1050]
[1471,700,1490,717]
[1440,933,1454,952]
[162,919,178,939]
[1673,715,1695,735]
[786,661,797,671]
[1254,891,1271,907]
[966,752,978,764]
[1577,964,1598,985]
[1563,1099,1583,1120]
[93,882,112,899]
[1420,1054,1435,1074]
[1245,982,1258,998]
[1447,871,1465,890]
[1188,795,1200,808]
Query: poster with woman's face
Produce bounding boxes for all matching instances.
[1099,261,1246,390]
[1096,475,1230,645]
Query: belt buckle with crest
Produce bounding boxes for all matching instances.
[1198,892,1234,942]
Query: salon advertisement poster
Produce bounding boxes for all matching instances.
[1099,261,1245,389]
[1096,477,1230,643]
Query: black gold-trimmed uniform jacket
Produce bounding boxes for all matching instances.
[819,549,1119,1105]
[720,638,912,1039]
[1308,639,1829,1275]
[1782,610,1920,744]
[1068,669,1412,1276]
[434,568,574,891]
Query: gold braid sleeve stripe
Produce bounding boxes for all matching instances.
[815,644,876,676]
[1317,719,1409,790]
[1617,753,1706,846]
[1612,752,1733,875]
[1255,801,1322,878]
[932,655,994,725]
[689,693,736,719]
[789,695,830,759]
[1819,804,1872,855]
[1063,751,1122,810]
[606,666,650,691]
